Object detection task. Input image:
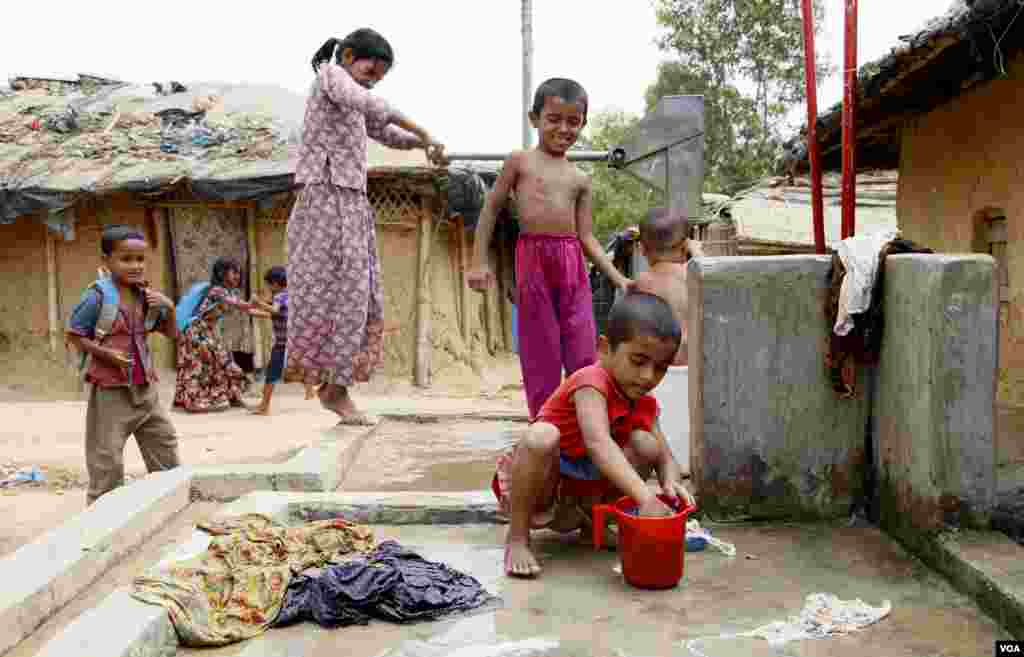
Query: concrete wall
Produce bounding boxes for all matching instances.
[897,51,1024,405]
[875,255,998,535]
[687,255,869,520]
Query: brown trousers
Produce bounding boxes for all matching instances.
[85,384,181,505]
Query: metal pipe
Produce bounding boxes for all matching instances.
[522,0,534,150]
[446,151,611,163]
[800,0,827,254]
[841,0,858,239]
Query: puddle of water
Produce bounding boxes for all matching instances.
[342,421,522,492]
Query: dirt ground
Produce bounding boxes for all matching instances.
[0,355,526,558]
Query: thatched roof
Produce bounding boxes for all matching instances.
[804,0,1024,171]
[0,74,448,223]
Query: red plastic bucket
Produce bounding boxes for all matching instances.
[592,495,696,589]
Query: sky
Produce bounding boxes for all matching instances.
[0,0,953,153]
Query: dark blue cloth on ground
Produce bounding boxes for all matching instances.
[272,540,496,628]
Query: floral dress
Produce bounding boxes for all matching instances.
[173,289,247,413]
[285,62,420,387]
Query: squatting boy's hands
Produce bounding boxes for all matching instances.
[661,479,696,509]
[636,493,676,518]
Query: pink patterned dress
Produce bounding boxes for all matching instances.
[284,63,420,387]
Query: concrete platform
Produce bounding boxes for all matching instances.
[917,530,1024,641]
[25,491,1016,657]
[0,421,377,656]
[190,421,377,501]
[341,419,522,492]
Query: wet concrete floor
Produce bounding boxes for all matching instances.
[342,420,524,492]
[7,502,223,657]
[180,522,1009,657]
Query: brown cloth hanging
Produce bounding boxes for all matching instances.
[825,238,934,398]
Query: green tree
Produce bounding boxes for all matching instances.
[650,0,831,193]
[578,110,655,244]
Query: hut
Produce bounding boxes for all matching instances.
[0,74,511,397]
[714,171,900,255]
[799,0,1024,405]
[587,176,899,333]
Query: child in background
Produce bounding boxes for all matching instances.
[250,266,314,414]
[469,78,632,420]
[633,208,705,472]
[493,292,693,577]
[634,207,704,366]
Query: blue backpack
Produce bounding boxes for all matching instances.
[72,274,166,381]
[175,281,212,332]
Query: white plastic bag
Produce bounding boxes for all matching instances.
[686,519,736,557]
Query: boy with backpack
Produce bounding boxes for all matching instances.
[66,225,181,505]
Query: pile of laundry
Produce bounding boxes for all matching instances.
[131,514,497,648]
[825,232,933,398]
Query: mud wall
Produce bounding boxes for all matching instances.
[0,219,60,394]
[897,51,1024,406]
[875,255,998,535]
[1,199,175,398]
[250,203,511,384]
[2,191,512,399]
[687,255,869,520]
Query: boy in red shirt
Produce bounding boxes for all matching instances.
[493,291,694,577]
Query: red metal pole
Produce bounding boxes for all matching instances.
[841,0,858,239]
[800,0,826,255]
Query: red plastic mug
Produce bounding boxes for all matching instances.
[593,495,697,589]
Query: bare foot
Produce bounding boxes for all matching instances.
[317,384,341,412]
[318,384,358,417]
[505,540,541,577]
[249,406,270,416]
[304,385,316,400]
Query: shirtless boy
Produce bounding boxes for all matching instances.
[468,78,632,420]
[492,292,695,577]
[634,208,704,365]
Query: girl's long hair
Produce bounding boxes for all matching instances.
[311,29,394,74]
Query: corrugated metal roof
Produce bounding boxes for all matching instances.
[725,172,899,246]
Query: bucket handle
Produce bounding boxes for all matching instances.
[593,503,613,550]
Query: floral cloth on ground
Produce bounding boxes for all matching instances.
[131,513,375,647]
